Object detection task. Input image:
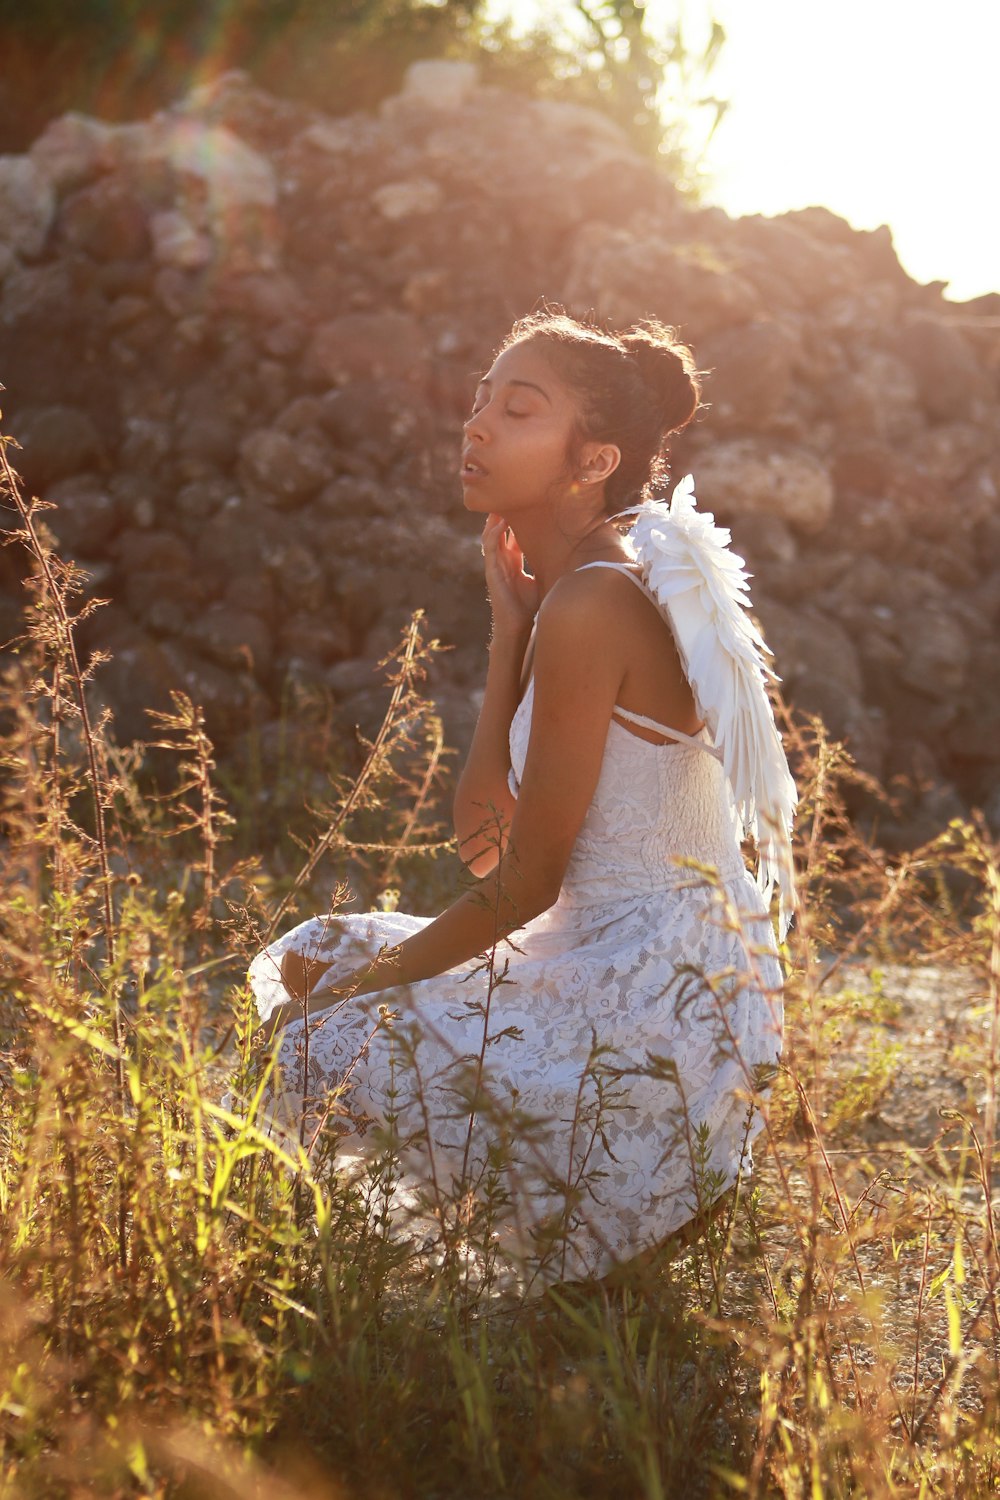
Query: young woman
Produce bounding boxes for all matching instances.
[247,309,792,1288]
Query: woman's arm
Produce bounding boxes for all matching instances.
[267,572,626,1038]
[452,626,530,875]
[453,515,539,875]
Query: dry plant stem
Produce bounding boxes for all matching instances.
[1,436,130,1270]
[381,713,445,890]
[264,611,427,944]
[0,441,118,986]
[984,856,1000,1270]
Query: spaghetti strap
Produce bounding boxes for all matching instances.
[576,562,722,758]
[576,559,649,598]
[611,706,723,760]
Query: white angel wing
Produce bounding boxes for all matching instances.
[630,475,798,939]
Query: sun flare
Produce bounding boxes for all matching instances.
[488,0,999,303]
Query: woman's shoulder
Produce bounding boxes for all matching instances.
[537,561,654,634]
[532,563,651,669]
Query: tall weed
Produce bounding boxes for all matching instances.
[1,427,998,1497]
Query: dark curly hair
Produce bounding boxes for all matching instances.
[499,306,704,514]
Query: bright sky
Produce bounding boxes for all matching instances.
[488,0,999,303]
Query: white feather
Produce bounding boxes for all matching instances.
[629,475,798,939]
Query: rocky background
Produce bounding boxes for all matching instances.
[1,61,999,851]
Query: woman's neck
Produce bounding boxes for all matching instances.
[509,505,633,600]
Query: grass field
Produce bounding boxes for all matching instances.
[2,431,999,1499]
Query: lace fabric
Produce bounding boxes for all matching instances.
[248,650,785,1289]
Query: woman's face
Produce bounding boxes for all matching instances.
[460,341,582,517]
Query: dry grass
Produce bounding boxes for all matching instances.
[2,428,999,1499]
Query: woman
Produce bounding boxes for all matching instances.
[247,309,793,1289]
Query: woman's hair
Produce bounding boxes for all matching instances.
[499,306,703,513]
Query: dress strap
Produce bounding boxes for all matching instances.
[576,562,722,759]
[611,706,723,759]
[576,559,647,596]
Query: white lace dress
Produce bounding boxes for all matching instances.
[248,583,785,1287]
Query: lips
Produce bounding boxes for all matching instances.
[461,451,488,478]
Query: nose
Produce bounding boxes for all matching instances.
[463,402,489,440]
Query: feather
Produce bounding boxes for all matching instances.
[628,475,798,939]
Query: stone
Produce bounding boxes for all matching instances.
[29,112,116,196]
[117,527,194,576]
[125,571,208,634]
[726,212,858,308]
[7,406,103,492]
[125,119,280,267]
[176,414,239,475]
[895,606,970,700]
[398,60,479,112]
[693,439,835,534]
[237,427,333,506]
[909,421,993,487]
[943,640,1000,762]
[896,316,989,422]
[824,349,923,446]
[58,177,151,261]
[564,225,762,338]
[224,571,276,621]
[45,474,119,556]
[186,605,274,675]
[267,539,326,614]
[278,613,352,666]
[0,155,56,258]
[161,641,271,743]
[372,178,444,221]
[755,598,886,773]
[306,312,425,388]
[120,416,172,476]
[694,319,799,432]
[150,209,213,269]
[160,119,278,209]
[91,628,188,743]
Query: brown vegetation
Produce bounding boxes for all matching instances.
[3,394,1000,1497]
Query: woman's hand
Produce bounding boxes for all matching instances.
[257,949,335,1046]
[482,514,538,639]
[256,950,378,1047]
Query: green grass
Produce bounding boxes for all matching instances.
[2,430,1000,1499]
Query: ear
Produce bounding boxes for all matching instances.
[578,441,621,484]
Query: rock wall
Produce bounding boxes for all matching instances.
[2,62,999,850]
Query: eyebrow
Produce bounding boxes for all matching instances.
[476,376,553,405]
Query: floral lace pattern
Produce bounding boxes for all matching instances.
[248,673,785,1287]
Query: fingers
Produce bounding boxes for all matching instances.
[481,513,505,557]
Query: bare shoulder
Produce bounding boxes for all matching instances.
[538,563,637,621]
[531,566,641,678]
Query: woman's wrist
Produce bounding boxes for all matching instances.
[488,620,533,657]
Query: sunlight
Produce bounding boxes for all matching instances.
[486,0,999,303]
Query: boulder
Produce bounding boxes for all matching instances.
[894,606,970,700]
[237,426,333,507]
[29,112,116,196]
[186,605,274,675]
[692,439,835,534]
[395,59,480,113]
[45,474,119,556]
[57,177,151,261]
[564,225,763,337]
[693,319,799,432]
[7,406,103,492]
[896,316,990,422]
[306,312,426,389]
[0,155,56,258]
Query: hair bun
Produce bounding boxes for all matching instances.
[621,322,701,436]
